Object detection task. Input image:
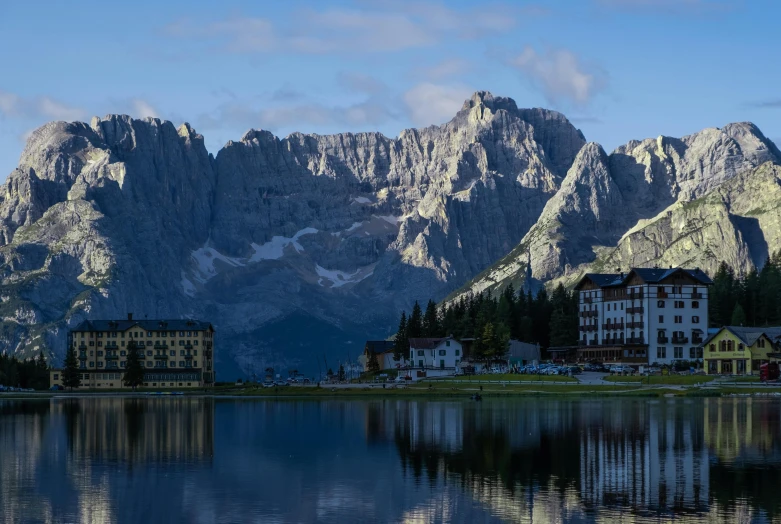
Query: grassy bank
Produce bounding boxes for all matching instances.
[603,375,714,385]
[435,374,577,383]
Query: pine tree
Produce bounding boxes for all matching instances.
[408,301,423,338]
[61,347,81,391]
[731,303,747,326]
[367,353,380,373]
[422,300,440,337]
[393,312,408,362]
[338,364,345,381]
[123,340,145,390]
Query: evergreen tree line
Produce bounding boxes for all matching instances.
[0,353,49,389]
[393,283,580,361]
[710,252,781,328]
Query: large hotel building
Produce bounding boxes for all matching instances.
[51,314,215,389]
[573,267,712,366]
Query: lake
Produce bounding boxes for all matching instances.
[1,396,779,523]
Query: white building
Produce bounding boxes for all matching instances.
[409,337,463,370]
[574,267,712,366]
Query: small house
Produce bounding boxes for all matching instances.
[701,326,781,375]
[408,337,462,370]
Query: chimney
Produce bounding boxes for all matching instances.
[128,313,133,321]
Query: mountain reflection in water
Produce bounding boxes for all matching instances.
[1,397,780,523]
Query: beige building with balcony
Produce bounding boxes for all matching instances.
[50,314,215,389]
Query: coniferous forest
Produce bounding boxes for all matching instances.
[393,284,579,360]
[709,252,781,328]
[0,353,49,389]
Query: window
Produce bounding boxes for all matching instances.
[738,343,744,351]
[121,333,125,338]
[674,347,683,359]
[758,338,766,348]
[121,341,125,347]
[689,347,697,359]
[659,315,664,323]
[187,331,192,336]
[692,316,700,323]
[146,362,152,367]
[657,347,666,358]
[728,340,734,351]
[417,350,424,356]
[445,340,450,346]
[97,341,102,347]
[179,340,184,346]
[674,315,682,324]
[194,340,198,346]
[194,350,198,356]
[97,351,103,356]
[720,340,727,352]
[89,362,94,368]
[455,349,460,356]
[621,303,624,310]
[674,301,684,308]
[120,351,126,356]
[147,331,152,337]
[692,301,699,309]
[97,333,103,338]
[710,344,716,352]
[438,349,447,356]
[98,362,103,368]
[657,300,665,308]
[121,362,126,368]
[53,374,59,380]
[179,331,184,336]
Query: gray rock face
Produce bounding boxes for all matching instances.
[0,92,587,375]
[452,122,781,301]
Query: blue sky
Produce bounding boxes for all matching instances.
[0,0,779,180]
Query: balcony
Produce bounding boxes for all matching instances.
[627,307,644,315]
[184,344,194,350]
[658,291,669,298]
[78,353,87,360]
[154,354,169,360]
[627,337,644,344]
[657,336,669,344]
[628,291,644,300]
[672,335,689,344]
[154,344,169,350]
[78,344,87,350]
[692,292,703,299]
[105,343,119,350]
[105,354,118,361]
[692,336,704,345]
[583,297,593,304]
[184,354,193,360]
[204,350,212,358]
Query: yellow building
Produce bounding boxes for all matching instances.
[702,326,781,375]
[50,314,215,389]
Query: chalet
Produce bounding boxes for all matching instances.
[409,337,462,370]
[701,326,781,375]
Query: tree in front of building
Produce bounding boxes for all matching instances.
[123,340,145,390]
[407,301,423,338]
[731,303,747,326]
[61,346,81,391]
[393,312,408,362]
[338,364,345,381]
[367,352,380,373]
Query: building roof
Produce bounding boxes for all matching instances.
[507,340,540,360]
[72,318,213,332]
[701,326,781,347]
[576,267,713,290]
[364,341,395,355]
[409,337,455,350]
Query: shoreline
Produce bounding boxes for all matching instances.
[3,382,781,400]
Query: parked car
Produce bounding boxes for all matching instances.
[567,366,582,375]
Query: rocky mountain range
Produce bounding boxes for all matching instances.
[1,90,778,376]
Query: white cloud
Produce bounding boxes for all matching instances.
[163,2,535,55]
[403,83,473,127]
[0,90,85,121]
[509,46,606,106]
[417,58,471,81]
[130,98,159,119]
[337,72,387,95]
[197,97,400,135]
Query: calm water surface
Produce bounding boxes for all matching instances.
[0,396,779,523]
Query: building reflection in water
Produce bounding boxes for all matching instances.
[383,398,781,523]
[0,397,214,524]
[56,397,214,464]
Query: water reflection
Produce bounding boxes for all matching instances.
[1,397,781,523]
